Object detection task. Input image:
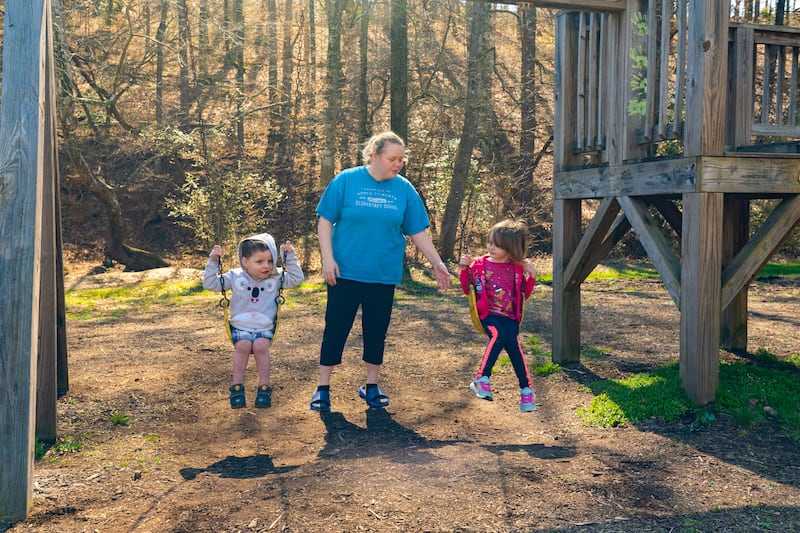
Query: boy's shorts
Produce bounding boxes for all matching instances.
[230,327,273,345]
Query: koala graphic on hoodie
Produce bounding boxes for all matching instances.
[203,233,304,334]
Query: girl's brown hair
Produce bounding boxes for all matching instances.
[488,219,528,264]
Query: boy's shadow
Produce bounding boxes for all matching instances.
[317,409,460,463]
[179,453,298,480]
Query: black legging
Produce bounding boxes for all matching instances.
[319,278,395,366]
[477,314,533,390]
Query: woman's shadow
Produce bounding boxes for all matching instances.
[317,409,462,463]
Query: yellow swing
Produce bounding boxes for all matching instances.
[216,250,287,343]
[466,268,527,336]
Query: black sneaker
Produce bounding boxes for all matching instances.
[254,385,272,408]
[229,384,246,409]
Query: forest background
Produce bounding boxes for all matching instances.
[2,0,799,270]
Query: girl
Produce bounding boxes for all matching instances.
[459,219,537,412]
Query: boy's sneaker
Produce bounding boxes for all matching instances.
[229,384,246,409]
[520,387,536,412]
[470,376,494,400]
[254,385,272,408]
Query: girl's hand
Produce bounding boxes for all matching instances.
[459,254,472,269]
[280,241,295,254]
[210,245,222,260]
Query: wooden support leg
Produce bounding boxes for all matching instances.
[680,193,723,405]
[552,198,582,364]
[721,196,749,352]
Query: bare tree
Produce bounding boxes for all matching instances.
[439,1,491,260]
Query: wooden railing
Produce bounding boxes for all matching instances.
[561,2,800,163]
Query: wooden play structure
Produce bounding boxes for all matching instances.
[534,0,800,404]
[3,0,800,524]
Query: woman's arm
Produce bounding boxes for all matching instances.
[409,230,451,290]
[318,216,339,286]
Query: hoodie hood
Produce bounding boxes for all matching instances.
[237,233,279,273]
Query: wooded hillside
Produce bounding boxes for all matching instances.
[2,0,799,268]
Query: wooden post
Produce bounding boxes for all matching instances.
[680,192,724,405]
[720,196,749,351]
[552,199,583,364]
[552,12,583,364]
[0,0,48,522]
[37,0,61,443]
[677,1,728,404]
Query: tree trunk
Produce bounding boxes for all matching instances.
[64,143,168,271]
[234,0,245,157]
[277,0,295,177]
[177,0,193,130]
[265,0,279,161]
[358,0,373,146]
[321,0,344,184]
[155,0,168,124]
[513,5,539,212]
[439,1,491,260]
[390,0,408,143]
[198,0,209,79]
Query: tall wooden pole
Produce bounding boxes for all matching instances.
[0,0,49,522]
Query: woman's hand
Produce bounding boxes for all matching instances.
[322,258,340,286]
[434,262,451,291]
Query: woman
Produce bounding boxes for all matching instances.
[310,131,450,411]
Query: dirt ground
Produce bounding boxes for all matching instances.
[3,258,799,533]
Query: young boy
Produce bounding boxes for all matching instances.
[204,233,304,408]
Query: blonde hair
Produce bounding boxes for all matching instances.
[361,131,406,165]
[488,219,529,264]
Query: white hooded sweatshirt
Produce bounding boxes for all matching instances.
[203,233,304,333]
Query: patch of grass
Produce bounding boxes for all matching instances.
[53,435,83,454]
[111,413,132,426]
[577,363,691,427]
[755,262,800,279]
[540,261,798,285]
[532,360,562,376]
[144,434,159,443]
[34,439,46,460]
[581,346,609,359]
[577,352,800,440]
[523,334,549,357]
[65,280,207,320]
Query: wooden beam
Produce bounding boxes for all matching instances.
[680,193,724,405]
[721,196,750,351]
[684,1,728,156]
[563,196,622,290]
[617,196,682,307]
[0,0,48,522]
[700,156,800,194]
[474,0,625,11]
[554,12,583,171]
[727,26,754,148]
[554,157,699,199]
[36,1,59,444]
[721,194,800,309]
[552,199,582,364]
[650,198,683,238]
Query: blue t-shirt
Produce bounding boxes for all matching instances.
[316,166,430,285]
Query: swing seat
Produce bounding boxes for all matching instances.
[468,284,486,335]
[467,283,527,336]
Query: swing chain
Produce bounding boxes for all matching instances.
[217,257,230,309]
[275,249,287,306]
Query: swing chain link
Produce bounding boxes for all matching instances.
[217,257,230,309]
